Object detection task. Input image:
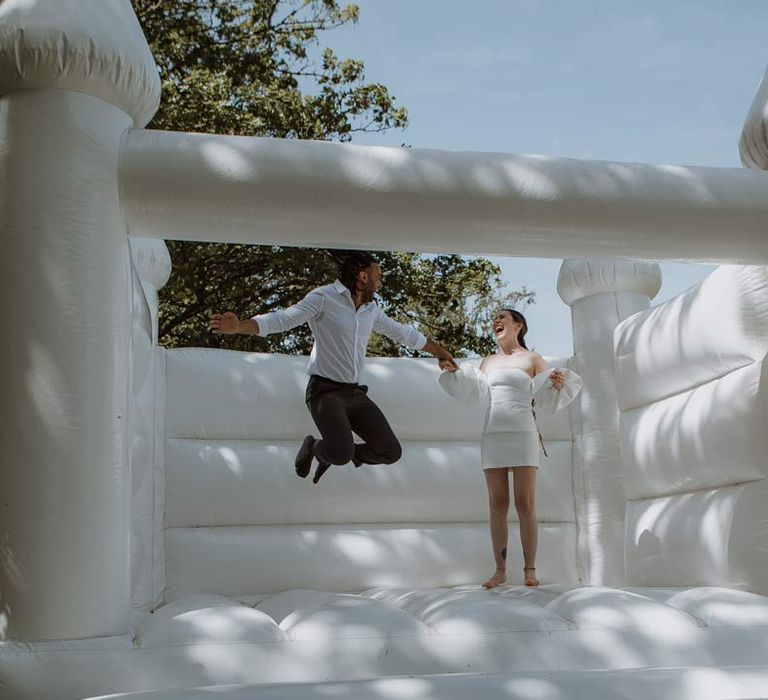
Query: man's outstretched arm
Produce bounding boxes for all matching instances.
[422,339,459,371]
[208,313,259,335]
[373,310,458,370]
[209,291,324,336]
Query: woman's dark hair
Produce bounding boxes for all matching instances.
[500,308,529,349]
[326,250,378,294]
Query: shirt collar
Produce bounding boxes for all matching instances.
[333,279,375,309]
[333,279,350,295]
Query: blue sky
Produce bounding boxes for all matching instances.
[325,0,767,356]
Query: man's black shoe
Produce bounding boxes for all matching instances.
[312,461,332,484]
[295,435,315,478]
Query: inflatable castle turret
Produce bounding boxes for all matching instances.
[0,0,159,641]
[558,260,662,585]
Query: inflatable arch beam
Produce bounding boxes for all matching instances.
[1,0,768,643]
[121,130,768,263]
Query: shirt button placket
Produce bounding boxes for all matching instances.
[353,314,360,382]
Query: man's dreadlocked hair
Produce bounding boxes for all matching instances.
[325,250,378,295]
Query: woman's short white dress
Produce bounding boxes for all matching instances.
[439,363,582,470]
[483,367,540,468]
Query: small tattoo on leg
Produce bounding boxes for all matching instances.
[501,547,507,560]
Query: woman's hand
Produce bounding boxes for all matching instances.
[549,368,565,390]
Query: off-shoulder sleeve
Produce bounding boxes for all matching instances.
[438,364,489,405]
[532,367,582,414]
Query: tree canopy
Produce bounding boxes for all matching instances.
[133,0,533,357]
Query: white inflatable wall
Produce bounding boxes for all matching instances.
[617,265,768,594]
[160,349,579,599]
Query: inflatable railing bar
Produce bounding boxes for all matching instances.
[121,129,768,264]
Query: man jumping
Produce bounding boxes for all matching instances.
[209,251,458,483]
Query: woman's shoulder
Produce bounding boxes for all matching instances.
[529,351,548,374]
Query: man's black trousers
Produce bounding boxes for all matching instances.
[305,374,402,466]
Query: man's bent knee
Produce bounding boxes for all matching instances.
[378,440,402,465]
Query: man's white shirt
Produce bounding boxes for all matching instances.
[252,280,427,384]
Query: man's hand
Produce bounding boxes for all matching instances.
[435,349,459,372]
[422,339,459,371]
[438,355,459,371]
[209,312,240,334]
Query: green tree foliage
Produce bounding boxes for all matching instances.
[133,0,534,357]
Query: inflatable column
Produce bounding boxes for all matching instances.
[557,260,661,586]
[128,239,171,617]
[0,0,160,639]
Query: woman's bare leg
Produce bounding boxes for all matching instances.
[482,468,510,588]
[512,466,539,586]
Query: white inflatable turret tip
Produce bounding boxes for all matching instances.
[129,238,172,290]
[0,0,161,127]
[556,259,662,307]
[740,65,768,170]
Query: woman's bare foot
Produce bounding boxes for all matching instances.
[482,569,507,589]
[523,566,539,587]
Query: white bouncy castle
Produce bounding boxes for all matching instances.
[2,2,768,699]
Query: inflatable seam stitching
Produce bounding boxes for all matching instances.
[164,520,580,530]
[153,348,167,609]
[0,37,160,123]
[566,365,588,585]
[625,476,765,503]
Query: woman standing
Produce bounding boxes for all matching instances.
[439,309,581,588]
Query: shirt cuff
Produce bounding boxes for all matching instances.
[250,313,271,336]
[413,331,428,351]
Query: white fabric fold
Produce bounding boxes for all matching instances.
[532,367,582,414]
[438,364,489,405]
